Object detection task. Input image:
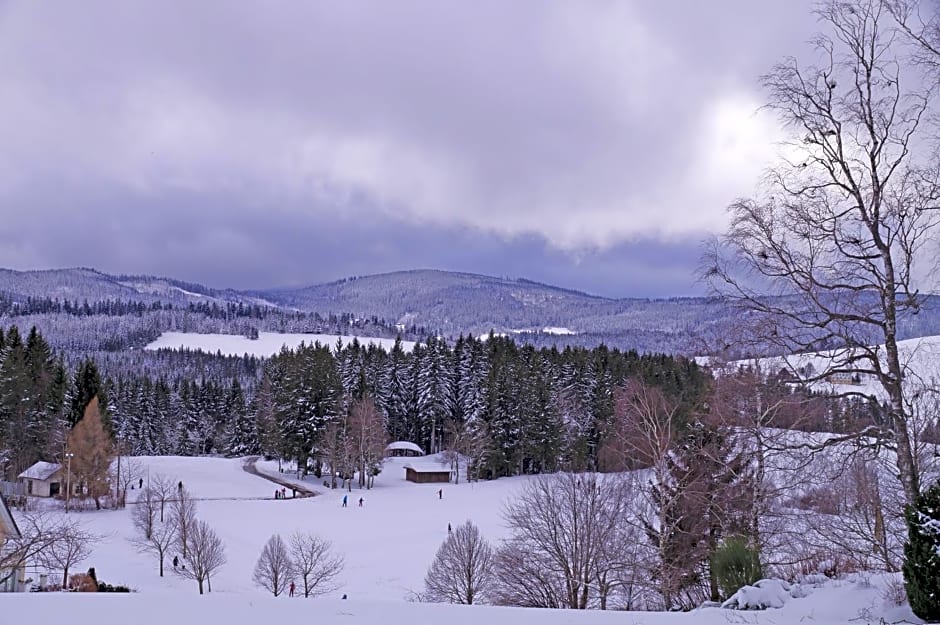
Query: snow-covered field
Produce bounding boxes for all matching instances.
[144,331,417,358]
[4,576,917,625]
[701,334,940,399]
[5,454,922,624]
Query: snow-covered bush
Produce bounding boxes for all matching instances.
[902,479,940,622]
[720,579,808,610]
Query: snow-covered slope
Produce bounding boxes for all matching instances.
[6,455,922,625]
[702,335,940,399]
[3,574,919,625]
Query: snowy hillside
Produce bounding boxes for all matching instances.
[6,454,922,624]
[717,334,940,399]
[144,331,417,357]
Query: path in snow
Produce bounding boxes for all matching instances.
[241,456,318,498]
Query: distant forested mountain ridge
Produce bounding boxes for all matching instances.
[2,267,940,355]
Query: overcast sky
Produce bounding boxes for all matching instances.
[0,1,819,298]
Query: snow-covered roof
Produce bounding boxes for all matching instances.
[18,461,62,481]
[403,463,451,474]
[385,441,425,455]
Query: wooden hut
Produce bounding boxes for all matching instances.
[404,464,451,484]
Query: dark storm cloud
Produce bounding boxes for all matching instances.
[0,0,817,296]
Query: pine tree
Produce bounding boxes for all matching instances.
[69,359,102,427]
[225,379,258,456]
[0,326,29,477]
[903,479,940,622]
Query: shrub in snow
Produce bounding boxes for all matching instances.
[720,579,807,610]
[903,479,940,622]
[711,536,762,600]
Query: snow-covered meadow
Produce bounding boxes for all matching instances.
[5,454,923,624]
[705,335,940,399]
[144,331,417,358]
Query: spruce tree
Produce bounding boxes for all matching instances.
[903,479,940,622]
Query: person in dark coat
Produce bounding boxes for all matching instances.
[289,581,295,597]
[358,497,364,507]
[139,478,143,489]
[448,523,452,533]
[173,555,179,568]
[342,494,348,507]
[178,481,183,492]
[438,489,443,499]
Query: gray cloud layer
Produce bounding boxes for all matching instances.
[0,1,815,296]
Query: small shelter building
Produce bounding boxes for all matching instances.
[385,441,425,458]
[18,461,64,498]
[404,463,451,484]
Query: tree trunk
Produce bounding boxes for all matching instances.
[115,454,121,508]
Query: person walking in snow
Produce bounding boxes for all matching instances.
[358,497,364,507]
[342,494,348,507]
[438,488,443,499]
[139,478,143,489]
[281,487,286,499]
[173,555,179,569]
[447,523,452,534]
[289,581,295,597]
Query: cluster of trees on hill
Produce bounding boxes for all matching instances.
[4,322,903,483]
[0,326,104,480]
[0,293,429,354]
[231,335,711,480]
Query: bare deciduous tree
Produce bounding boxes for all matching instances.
[111,454,143,508]
[498,473,632,610]
[252,534,293,596]
[132,487,177,577]
[288,531,344,598]
[799,456,903,572]
[423,520,493,605]
[132,487,158,541]
[703,0,940,506]
[39,519,101,588]
[176,519,226,595]
[149,473,175,522]
[0,512,63,588]
[321,418,353,490]
[443,418,490,484]
[491,539,566,608]
[349,397,386,489]
[172,486,197,560]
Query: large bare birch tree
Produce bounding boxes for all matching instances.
[704,0,940,505]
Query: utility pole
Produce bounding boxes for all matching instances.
[65,451,74,514]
